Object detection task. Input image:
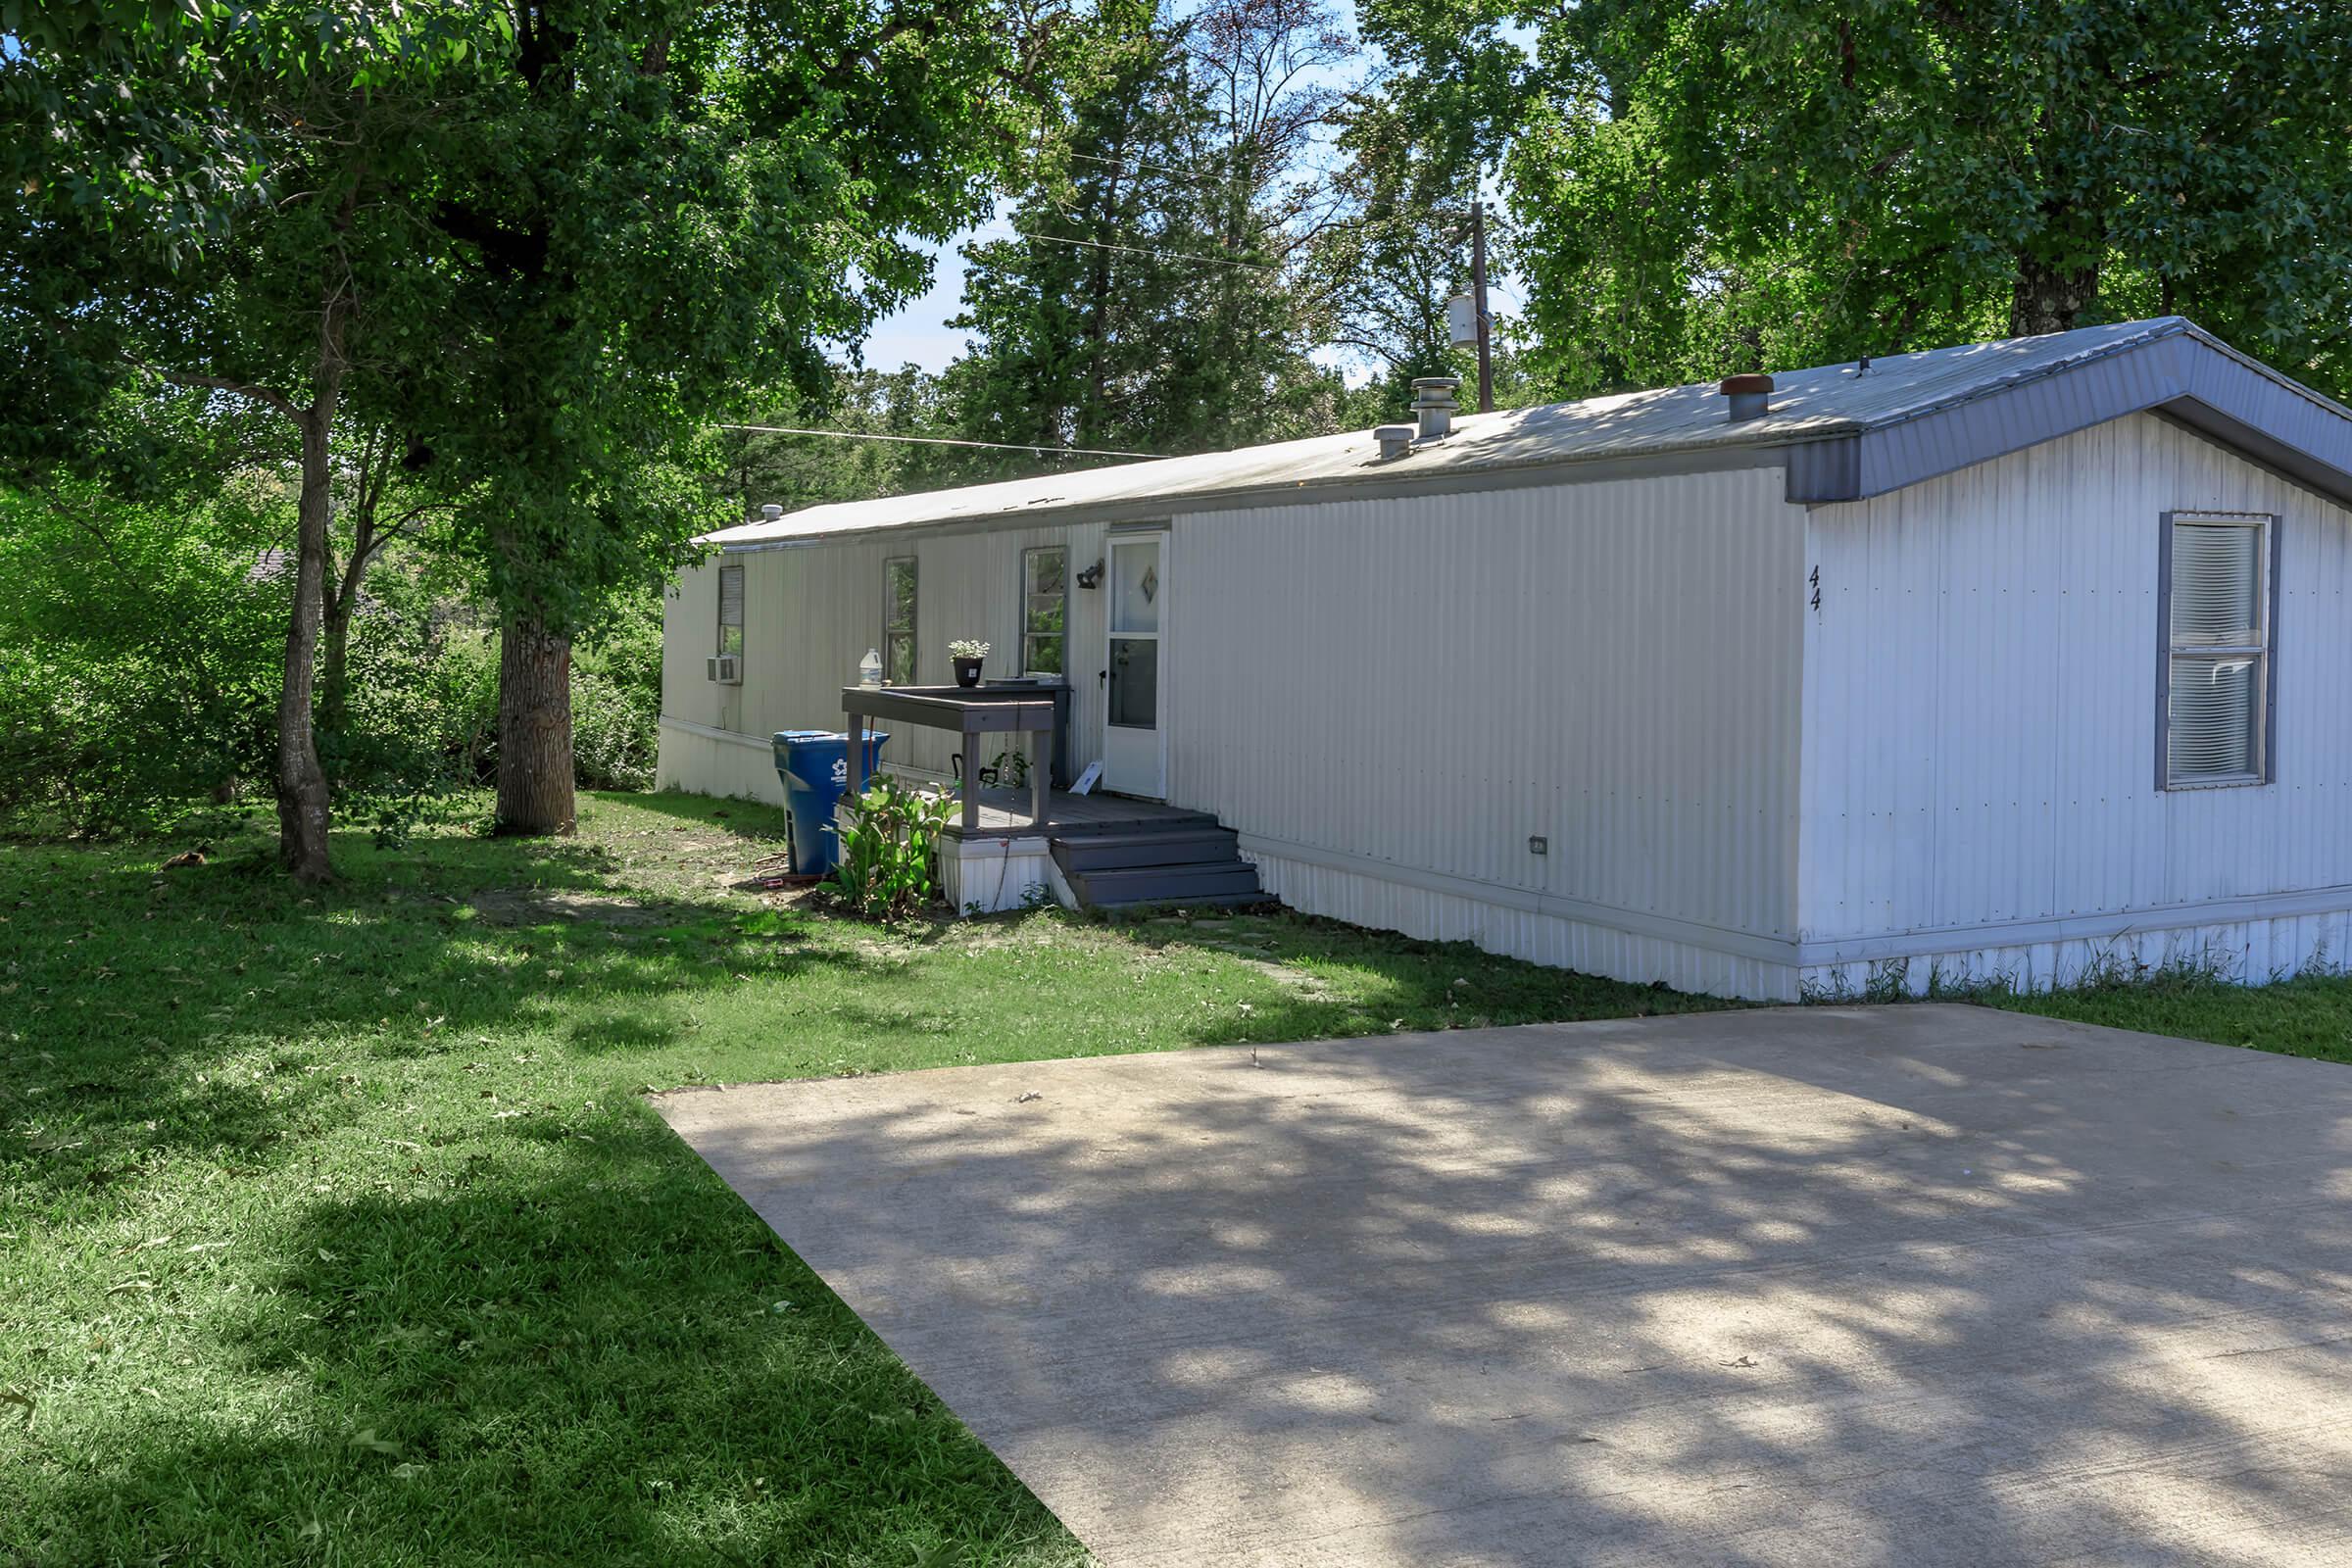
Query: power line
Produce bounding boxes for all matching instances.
[715,422,1163,459]
[1007,227,1282,273]
[1059,146,1351,190]
[1062,148,1248,188]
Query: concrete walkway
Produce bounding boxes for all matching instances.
[655,1004,2352,1566]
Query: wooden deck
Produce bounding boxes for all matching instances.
[943,788,1214,841]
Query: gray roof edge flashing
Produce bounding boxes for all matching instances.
[1804,330,2352,507]
[1852,317,2352,439]
[702,440,1800,551]
[1848,317,2189,438]
[2176,318,2352,424]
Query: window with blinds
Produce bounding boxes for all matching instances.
[883,557,916,685]
[716,563,745,657]
[2161,513,2275,789]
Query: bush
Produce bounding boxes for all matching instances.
[571,666,656,790]
[0,483,282,835]
[828,774,958,920]
[570,600,662,792]
[1,466,670,833]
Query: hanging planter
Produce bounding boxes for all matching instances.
[949,638,990,688]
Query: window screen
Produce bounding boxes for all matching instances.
[883,557,917,686]
[2161,514,2275,788]
[1021,546,1066,675]
[716,563,744,657]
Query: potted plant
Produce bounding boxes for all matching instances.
[949,638,990,688]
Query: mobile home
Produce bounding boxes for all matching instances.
[660,318,2352,1002]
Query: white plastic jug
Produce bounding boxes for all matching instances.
[858,648,882,689]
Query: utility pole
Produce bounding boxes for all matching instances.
[1470,199,1494,414]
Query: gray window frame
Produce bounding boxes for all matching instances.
[716,562,745,658]
[1019,544,1068,677]
[2155,510,2280,791]
[883,556,917,686]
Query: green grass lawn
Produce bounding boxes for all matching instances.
[0,791,1727,1567]
[1984,965,2352,1064]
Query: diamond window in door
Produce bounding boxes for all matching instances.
[1111,540,1159,634]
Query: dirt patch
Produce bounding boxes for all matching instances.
[466,889,681,928]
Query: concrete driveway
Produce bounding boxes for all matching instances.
[655,1004,2352,1566]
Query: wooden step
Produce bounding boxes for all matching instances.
[1069,861,1262,908]
[1092,891,1267,913]
[1051,827,1239,873]
[1048,813,1220,842]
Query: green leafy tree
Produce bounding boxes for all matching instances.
[0,393,290,832]
[385,4,1075,838]
[5,2,1083,870]
[1301,88,1488,394]
[951,0,1357,464]
[1365,0,2352,397]
[3,5,516,877]
[714,365,996,514]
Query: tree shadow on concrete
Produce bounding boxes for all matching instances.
[661,1004,2352,1565]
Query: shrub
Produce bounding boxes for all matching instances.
[570,602,662,792]
[828,773,958,920]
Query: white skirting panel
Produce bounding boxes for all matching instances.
[938,835,1064,915]
[656,719,786,805]
[1799,905,2352,999]
[1245,848,1803,1004]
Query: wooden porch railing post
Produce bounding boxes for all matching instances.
[961,720,980,832]
[1030,724,1049,828]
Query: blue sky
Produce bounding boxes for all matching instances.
[853,186,1521,385]
[851,18,1535,383]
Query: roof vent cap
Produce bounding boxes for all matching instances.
[1410,376,1461,439]
[760,502,785,520]
[1719,373,1774,423]
[1374,423,1418,461]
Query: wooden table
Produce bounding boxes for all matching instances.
[840,685,1057,833]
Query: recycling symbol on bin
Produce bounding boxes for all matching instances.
[831,758,848,785]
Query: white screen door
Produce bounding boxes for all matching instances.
[1102,532,1166,798]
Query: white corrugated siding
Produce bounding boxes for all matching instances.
[658,520,1109,791]
[1168,468,1807,954]
[1799,411,2352,975]
[1802,903,2352,1000]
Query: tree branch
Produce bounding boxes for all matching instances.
[129,361,299,422]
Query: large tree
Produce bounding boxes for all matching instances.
[3,5,500,877]
[391,3,1072,837]
[952,0,1357,463]
[5,1,1078,868]
[1365,0,2352,398]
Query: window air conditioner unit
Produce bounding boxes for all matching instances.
[706,654,742,685]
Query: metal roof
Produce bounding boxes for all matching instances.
[705,318,2352,548]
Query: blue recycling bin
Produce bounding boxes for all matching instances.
[772,729,889,874]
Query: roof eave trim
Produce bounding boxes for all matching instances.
[1789,332,2352,508]
[699,438,1807,549]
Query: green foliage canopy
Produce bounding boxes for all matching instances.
[1365,0,2352,398]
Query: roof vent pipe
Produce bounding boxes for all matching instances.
[1719,373,1774,422]
[1411,375,1460,440]
[760,502,785,520]
[1374,423,1417,461]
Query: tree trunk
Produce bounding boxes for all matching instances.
[2010,255,2100,337]
[275,407,337,881]
[494,608,575,835]
[318,594,354,760]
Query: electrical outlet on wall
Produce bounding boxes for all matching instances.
[1528,836,1548,856]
